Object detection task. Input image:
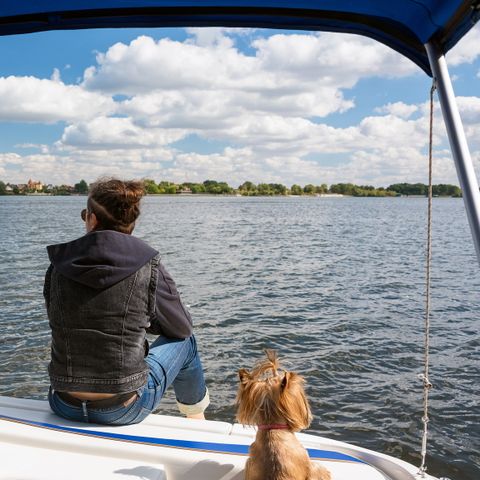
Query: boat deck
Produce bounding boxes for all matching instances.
[0,396,435,480]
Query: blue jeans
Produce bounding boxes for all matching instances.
[48,335,209,425]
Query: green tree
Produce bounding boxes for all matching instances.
[315,184,328,194]
[156,181,178,194]
[432,184,462,197]
[387,183,427,196]
[203,180,233,194]
[303,184,315,195]
[257,183,273,195]
[144,179,160,194]
[330,183,357,195]
[290,184,303,195]
[452,187,463,197]
[269,183,287,195]
[74,179,89,194]
[52,185,71,196]
[0,181,6,195]
[192,184,206,193]
[181,182,206,193]
[238,181,257,195]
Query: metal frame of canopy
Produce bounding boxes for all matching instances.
[425,41,480,263]
[0,2,479,262]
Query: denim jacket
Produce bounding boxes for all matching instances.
[44,230,193,393]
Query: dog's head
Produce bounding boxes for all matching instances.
[236,350,312,431]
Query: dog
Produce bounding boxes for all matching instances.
[236,350,331,480]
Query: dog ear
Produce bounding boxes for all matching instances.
[238,368,251,384]
[279,372,312,431]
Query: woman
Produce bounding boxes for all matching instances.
[44,178,209,424]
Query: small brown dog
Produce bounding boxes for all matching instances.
[236,350,331,480]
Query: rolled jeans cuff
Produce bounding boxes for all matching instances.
[177,388,210,416]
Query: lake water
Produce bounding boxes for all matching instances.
[0,195,478,480]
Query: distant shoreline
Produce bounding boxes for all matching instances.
[0,180,463,198]
[0,192,462,198]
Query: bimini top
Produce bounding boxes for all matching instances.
[0,1,479,75]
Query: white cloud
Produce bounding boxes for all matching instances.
[15,143,50,154]
[375,102,418,119]
[186,27,254,47]
[346,147,458,186]
[119,87,353,129]
[58,117,187,149]
[0,76,115,123]
[82,35,248,94]
[50,68,61,83]
[2,29,480,188]
[358,115,428,149]
[69,31,431,175]
[447,26,480,66]
[73,31,424,160]
[1,147,177,185]
[81,32,416,117]
[0,152,59,183]
[456,96,480,124]
[252,33,417,86]
[184,27,234,48]
[0,152,24,165]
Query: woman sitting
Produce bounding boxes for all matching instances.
[44,177,209,424]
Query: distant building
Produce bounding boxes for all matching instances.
[27,179,44,192]
[5,184,13,193]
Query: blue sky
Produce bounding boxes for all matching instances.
[0,26,479,187]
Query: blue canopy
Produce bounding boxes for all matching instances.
[0,1,478,76]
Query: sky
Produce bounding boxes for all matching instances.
[0,25,480,188]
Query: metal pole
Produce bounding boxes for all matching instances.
[425,41,480,265]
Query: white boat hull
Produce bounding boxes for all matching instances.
[0,396,436,480]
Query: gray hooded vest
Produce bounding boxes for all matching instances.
[44,230,191,394]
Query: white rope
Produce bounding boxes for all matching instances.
[417,79,436,478]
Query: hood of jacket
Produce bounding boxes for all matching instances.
[47,230,158,289]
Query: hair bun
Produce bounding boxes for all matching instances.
[88,177,145,234]
[124,180,145,203]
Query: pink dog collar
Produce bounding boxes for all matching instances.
[257,424,290,431]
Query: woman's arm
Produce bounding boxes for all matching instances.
[147,263,193,338]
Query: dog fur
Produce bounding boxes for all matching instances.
[236,350,331,480]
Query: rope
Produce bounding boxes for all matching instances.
[417,79,436,478]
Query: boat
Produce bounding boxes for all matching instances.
[0,395,436,480]
[1,2,479,479]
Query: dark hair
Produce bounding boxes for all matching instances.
[88,177,145,234]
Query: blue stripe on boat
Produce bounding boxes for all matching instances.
[1,414,364,464]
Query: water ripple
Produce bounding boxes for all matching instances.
[0,195,478,480]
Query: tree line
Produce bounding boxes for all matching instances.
[144,179,463,197]
[0,178,463,197]
[386,183,462,197]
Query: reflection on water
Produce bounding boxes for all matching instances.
[0,195,478,480]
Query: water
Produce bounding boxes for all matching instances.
[0,195,478,480]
